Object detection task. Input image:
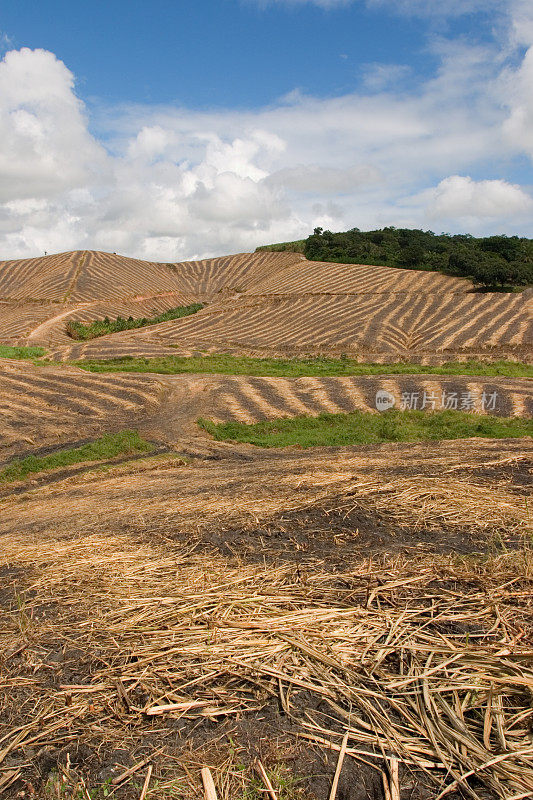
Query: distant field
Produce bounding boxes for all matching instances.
[72,354,533,377]
[199,409,533,448]
[0,430,155,482]
[1,250,530,362]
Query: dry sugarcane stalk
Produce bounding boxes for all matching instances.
[138,765,152,800]
[201,766,218,800]
[2,529,532,800]
[328,732,349,800]
[0,769,21,793]
[255,759,279,800]
[389,758,400,800]
[382,770,392,800]
[111,750,162,786]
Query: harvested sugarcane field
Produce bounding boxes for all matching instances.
[3,2,533,796]
[0,244,532,800]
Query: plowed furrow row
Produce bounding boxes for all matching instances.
[0,303,69,343]
[167,251,302,297]
[249,260,472,295]
[0,370,161,412]
[24,293,201,346]
[207,376,533,423]
[0,375,151,418]
[0,252,79,300]
[138,294,532,355]
[0,368,167,459]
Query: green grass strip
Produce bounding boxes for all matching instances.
[0,345,46,359]
[198,409,533,448]
[66,303,204,340]
[72,354,533,378]
[0,430,155,482]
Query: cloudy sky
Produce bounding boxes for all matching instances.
[0,0,532,261]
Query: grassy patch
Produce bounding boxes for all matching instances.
[198,409,533,448]
[0,430,155,482]
[0,344,46,359]
[72,354,533,378]
[255,239,306,253]
[66,303,204,340]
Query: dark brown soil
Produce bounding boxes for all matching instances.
[186,498,497,570]
[0,565,26,612]
[453,456,533,494]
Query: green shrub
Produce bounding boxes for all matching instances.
[301,227,533,289]
[66,304,204,340]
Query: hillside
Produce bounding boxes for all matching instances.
[262,227,533,289]
[0,249,303,303]
[0,249,302,346]
[8,250,525,362]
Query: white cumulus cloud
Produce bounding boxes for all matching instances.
[422,175,533,220]
[502,46,533,157]
[266,164,381,193]
[0,48,106,203]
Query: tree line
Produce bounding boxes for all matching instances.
[303,227,533,289]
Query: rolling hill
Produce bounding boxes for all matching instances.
[1,249,524,362]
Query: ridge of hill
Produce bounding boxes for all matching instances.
[0,249,303,303]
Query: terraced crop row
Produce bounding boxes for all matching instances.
[204,375,533,423]
[0,250,302,304]
[0,301,74,344]
[0,252,80,301]
[68,251,187,302]
[93,291,531,359]
[0,251,184,302]
[0,365,165,460]
[165,250,303,297]
[247,259,473,295]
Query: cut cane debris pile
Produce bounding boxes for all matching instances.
[1,529,532,799]
[342,476,533,535]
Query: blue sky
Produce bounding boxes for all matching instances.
[2,0,436,107]
[0,0,532,259]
